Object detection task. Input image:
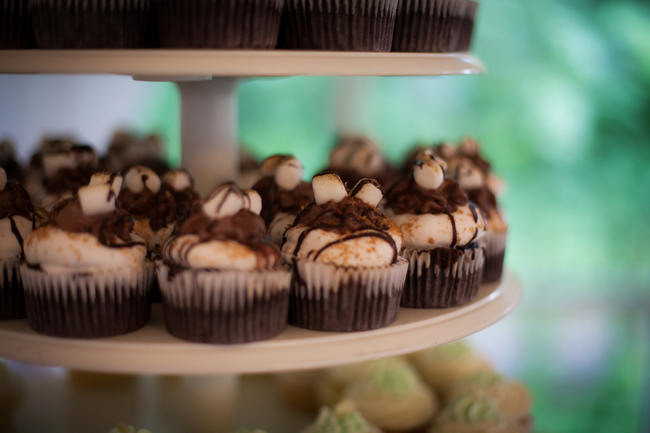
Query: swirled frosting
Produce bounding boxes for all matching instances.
[282,175,403,268]
[302,400,381,433]
[430,394,514,433]
[345,359,437,431]
[0,177,35,260]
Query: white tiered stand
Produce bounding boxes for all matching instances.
[0,49,519,431]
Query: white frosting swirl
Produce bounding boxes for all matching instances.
[24,226,146,274]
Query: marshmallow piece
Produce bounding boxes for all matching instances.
[163,169,193,192]
[42,152,76,178]
[413,157,445,190]
[448,158,485,190]
[124,166,161,194]
[0,167,6,191]
[203,183,244,219]
[312,173,347,205]
[260,155,286,177]
[459,137,480,156]
[78,183,116,216]
[243,189,262,215]
[89,172,111,185]
[275,157,303,190]
[351,179,382,207]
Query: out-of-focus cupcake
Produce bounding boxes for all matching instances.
[409,342,492,398]
[156,0,283,48]
[253,155,313,244]
[392,0,478,52]
[429,393,517,433]
[282,173,407,332]
[31,0,151,48]
[314,360,381,406]
[102,132,170,176]
[158,182,290,344]
[0,139,23,183]
[22,173,152,338]
[345,358,438,432]
[119,166,177,255]
[0,167,35,320]
[384,151,486,308]
[445,372,532,431]
[283,0,399,51]
[325,136,398,189]
[161,169,202,226]
[302,400,382,433]
[400,142,456,175]
[237,148,262,189]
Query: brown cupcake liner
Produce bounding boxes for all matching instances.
[0,0,34,48]
[283,0,399,51]
[31,0,151,49]
[157,0,283,49]
[157,265,290,344]
[0,260,26,320]
[392,0,475,52]
[481,231,506,283]
[21,263,153,338]
[289,258,408,331]
[401,246,484,308]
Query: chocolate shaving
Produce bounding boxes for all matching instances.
[252,176,313,225]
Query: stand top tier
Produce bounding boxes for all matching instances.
[0,50,484,78]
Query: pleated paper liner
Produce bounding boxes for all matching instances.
[157,265,290,344]
[31,0,151,48]
[0,0,34,48]
[392,0,478,52]
[157,0,284,48]
[282,0,399,51]
[401,245,484,308]
[289,257,408,331]
[0,260,26,320]
[21,263,154,338]
[481,231,506,283]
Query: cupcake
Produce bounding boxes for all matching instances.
[119,166,178,254]
[0,0,33,48]
[161,169,202,225]
[302,400,382,433]
[253,155,314,244]
[384,151,486,308]
[21,173,152,338]
[325,136,398,189]
[392,0,478,53]
[314,360,382,406]
[345,358,438,432]
[409,341,492,397]
[0,167,35,320]
[102,132,170,176]
[0,139,23,183]
[31,0,151,48]
[429,394,518,433]
[283,0,399,51]
[156,0,283,48]
[158,182,290,344]
[445,372,532,431]
[282,173,407,332]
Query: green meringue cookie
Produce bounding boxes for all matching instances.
[303,400,382,433]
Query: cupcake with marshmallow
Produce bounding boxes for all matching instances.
[326,135,397,188]
[282,173,407,331]
[252,155,313,243]
[0,167,35,319]
[384,151,487,308]
[21,172,152,338]
[119,165,178,254]
[158,182,290,343]
[161,169,202,225]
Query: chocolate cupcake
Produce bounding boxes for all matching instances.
[384,151,486,308]
[0,139,23,183]
[0,168,35,320]
[0,0,33,48]
[253,155,313,244]
[283,0,399,51]
[119,166,177,255]
[22,173,152,338]
[282,173,408,332]
[325,135,398,189]
[31,0,151,48]
[392,0,477,52]
[156,0,283,48]
[158,182,290,344]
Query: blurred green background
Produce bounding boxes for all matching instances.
[146,1,650,432]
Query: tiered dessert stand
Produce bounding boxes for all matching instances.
[0,49,519,430]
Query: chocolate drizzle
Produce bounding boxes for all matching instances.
[118,187,177,231]
[466,187,497,219]
[8,216,25,257]
[0,182,34,220]
[446,212,458,248]
[385,176,468,215]
[164,184,201,223]
[252,176,313,225]
[50,198,140,247]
